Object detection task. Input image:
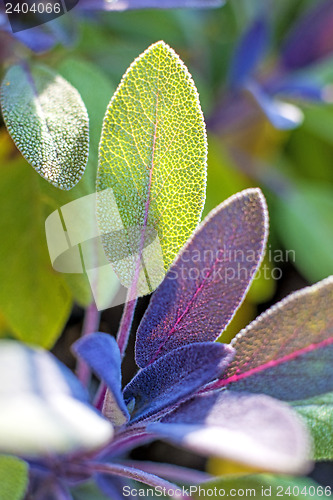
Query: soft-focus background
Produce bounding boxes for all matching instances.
[1,0,333,490]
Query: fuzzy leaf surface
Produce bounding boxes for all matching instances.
[123,342,234,423]
[0,64,89,190]
[217,277,333,401]
[73,333,130,426]
[97,41,207,292]
[135,188,268,368]
[149,390,310,474]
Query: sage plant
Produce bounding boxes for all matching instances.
[0,41,332,500]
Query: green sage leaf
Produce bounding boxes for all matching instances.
[97,41,207,292]
[0,64,89,191]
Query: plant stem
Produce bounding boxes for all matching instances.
[94,382,107,410]
[76,302,100,386]
[116,291,138,358]
[76,462,192,499]
[119,461,212,484]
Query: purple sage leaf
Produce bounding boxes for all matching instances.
[216,276,333,401]
[73,333,130,426]
[123,342,234,423]
[282,0,333,70]
[229,17,268,88]
[135,188,268,368]
[148,390,311,474]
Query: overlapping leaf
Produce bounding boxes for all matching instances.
[74,333,130,426]
[0,64,89,190]
[97,41,207,293]
[216,277,333,401]
[149,391,310,474]
[123,343,234,423]
[135,188,268,368]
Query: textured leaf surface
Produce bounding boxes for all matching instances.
[0,63,89,190]
[149,390,310,474]
[73,333,130,426]
[274,183,333,283]
[97,41,207,291]
[229,17,268,87]
[0,154,71,347]
[195,475,329,500]
[135,188,268,368]
[217,277,333,401]
[80,0,224,10]
[0,455,28,500]
[123,343,234,423]
[293,392,333,460]
[0,340,113,455]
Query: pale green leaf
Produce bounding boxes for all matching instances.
[0,455,28,500]
[196,475,331,500]
[292,392,333,460]
[97,41,207,291]
[0,64,89,190]
[0,155,71,348]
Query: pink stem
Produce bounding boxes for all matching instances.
[94,382,107,411]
